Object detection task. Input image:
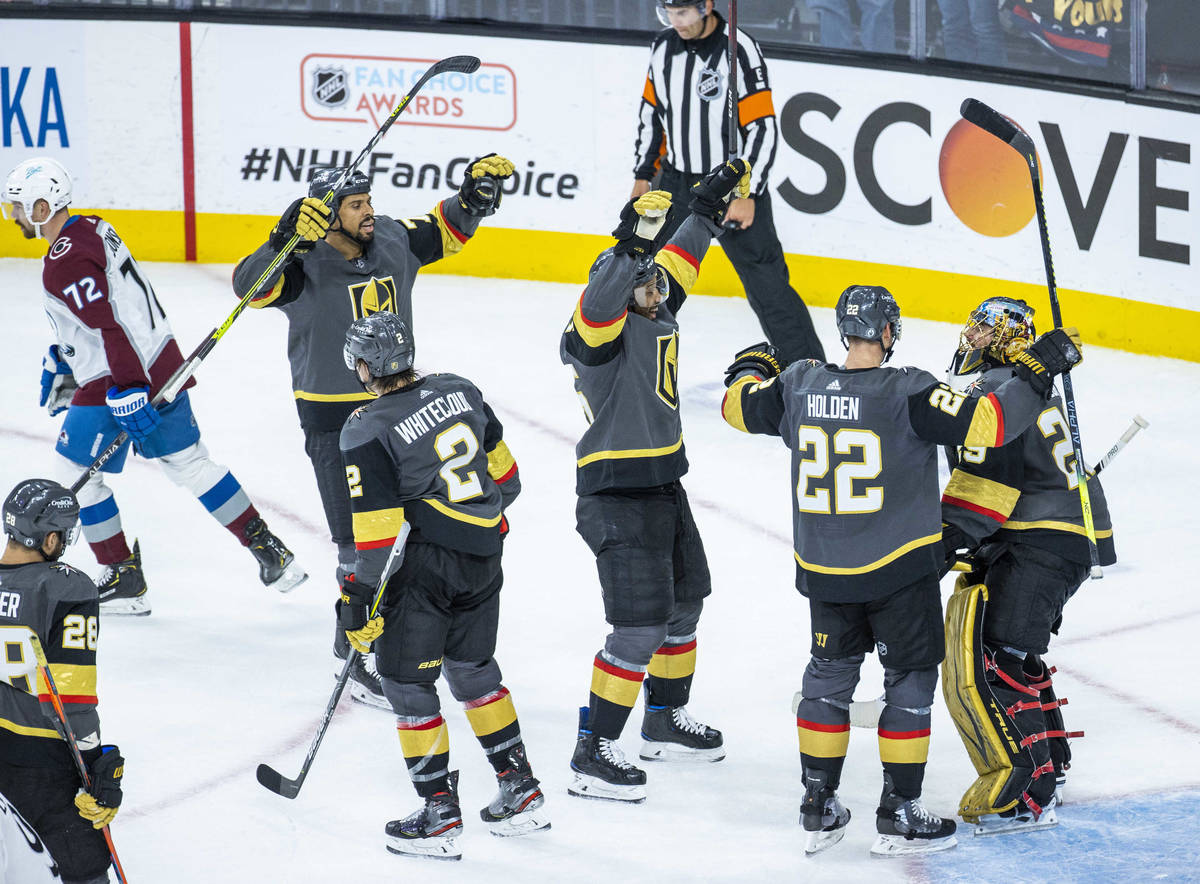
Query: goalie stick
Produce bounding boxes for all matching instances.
[29,635,129,884]
[257,523,410,799]
[69,55,482,495]
[960,97,1103,580]
[1090,415,1148,476]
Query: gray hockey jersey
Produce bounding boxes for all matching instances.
[724,360,1052,601]
[560,213,719,495]
[339,373,519,587]
[233,197,481,431]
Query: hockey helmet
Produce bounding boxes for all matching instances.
[308,167,371,216]
[656,0,709,28]
[3,478,80,553]
[950,297,1036,376]
[343,311,415,380]
[3,157,73,235]
[835,285,901,361]
[632,254,668,300]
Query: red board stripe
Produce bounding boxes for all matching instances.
[179,22,197,262]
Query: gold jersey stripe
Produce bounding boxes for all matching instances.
[46,663,97,697]
[352,507,406,544]
[486,440,517,482]
[0,715,61,740]
[721,376,758,433]
[796,532,942,575]
[964,394,1002,448]
[434,201,468,256]
[942,471,1021,520]
[421,498,503,528]
[572,296,626,348]
[249,276,286,309]
[577,433,684,468]
[293,390,376,402]
[1001,519,1114,539]
[656,244,699,293]
[464,693,518,738]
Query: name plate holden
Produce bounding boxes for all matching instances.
[301,54,517,132]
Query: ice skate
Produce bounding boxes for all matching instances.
[870,775,957,856]
[96,539,150,616]
[333,628,391,711]
[245,517,307,593]
[800,769,851,855]
[973,797,1058,836]
[639,704,725,763]
[480,746,551,837]
[568,708,647,804]
[385,772,463,861]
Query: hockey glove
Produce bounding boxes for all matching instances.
[612,190,672,257]
[39,345,77,416]
[690,159,751,226]
[939,523,969,579]
[106,386,161,441]
[1012,327,1083,395]
[269,197,332,254]
[338,574,384,654]
[458,153,515,217]
[74,745,123,829]
[723,342,785,387]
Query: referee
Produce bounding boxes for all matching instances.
[632,0,825,363]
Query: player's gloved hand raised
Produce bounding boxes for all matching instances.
[1012,327,1083,395]
[105,386,161,441]
[338,574,384,654]
[269,197,332,254]
[691,159,751,226]
[612,190,672,257]
[39,345,77,416]
[74,745,123,829]
[458,153,515,217]
[723,342,785,387]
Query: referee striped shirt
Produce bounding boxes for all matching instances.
[633,12,778,196]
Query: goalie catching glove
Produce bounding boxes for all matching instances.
[612,190,672,257]
[74,744,124,829]
[458,153,515,217]
[690,159,751,226]
[1012,327,1082,395]
[724,342,785,387]
[338,573,384,654]
[269,197,332,254]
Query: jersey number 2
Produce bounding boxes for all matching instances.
[435,423,483,503]
[796,426,883,514]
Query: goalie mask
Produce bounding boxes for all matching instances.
[950,297,1036,377]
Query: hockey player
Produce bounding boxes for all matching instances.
[560,159,749,804]
[0,479,124,884]
[337,311,547,861]
[3,157,303,616]
[720,285,1084,856]
[939,297,1115,834]
[233,155,514,709]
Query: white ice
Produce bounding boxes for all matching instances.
[1,257,1197,883]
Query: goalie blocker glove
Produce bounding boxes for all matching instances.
[689,159,751,226]
[1012,327,1082,395]
[457,153,515,217]
[269,197,332,254]
[611,190,672,258]
[724,342,785,387]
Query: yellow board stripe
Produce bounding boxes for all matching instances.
[796,532,942,575]
[486,440,517,482]
[294,390,376,402]
[0,715,61,740]
[577,434,684,468]
[942,471,1021,520]
[797,720,851,758]
[1002,519,1114,538]
[879,731,931,764]
[647,648,696,680]
[964,395,1002,448]
[397,718,450,760]
[352,507,406,544]
[421,498,503,527]
[464,692,518,738]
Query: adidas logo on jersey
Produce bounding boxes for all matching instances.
[826,380,841,390]
[420,389,433,399]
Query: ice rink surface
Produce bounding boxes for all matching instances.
[1,256,1197,883]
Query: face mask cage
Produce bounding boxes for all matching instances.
[954,301,1035,374]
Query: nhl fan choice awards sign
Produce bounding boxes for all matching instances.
[0,18,1196,360]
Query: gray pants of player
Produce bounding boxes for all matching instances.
[657,164,826,364]
[303,428,356,580]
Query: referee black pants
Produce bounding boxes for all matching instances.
[657,165,826,364]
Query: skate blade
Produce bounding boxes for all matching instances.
[265,562,308,594]
[567,773,646,804]
[344,677,392,712]
[639,740,726,763]
[973,805,1058,837]
[870,833,958,857]
[486,811,552,837]
[99,595,151,616]
[804,827,847,856]
[385,834,461,861]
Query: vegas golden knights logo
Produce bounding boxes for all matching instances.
[655,332,679,409]
[348,276,398,320]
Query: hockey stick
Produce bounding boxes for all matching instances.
[1090,414,1149,476]
[256,522,410,799]
[68,55,483,495]
[960,97,1103,580]
[723,0,741,230]
[28,634,129,884]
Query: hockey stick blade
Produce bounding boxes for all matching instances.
[256,763,301,799]
[960,98,1036,158]
[430,55,480,75]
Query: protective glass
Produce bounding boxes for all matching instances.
[342,342,359,372]
[633,267,669,308]
[656,1,706,28]
[62,521,80,547]
[1,199,22,221]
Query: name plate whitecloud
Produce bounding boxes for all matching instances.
[300,54,517,131]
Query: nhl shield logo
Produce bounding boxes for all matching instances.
[696,66,724,102]
[312,67,349,109]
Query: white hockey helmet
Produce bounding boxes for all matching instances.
[3,157,74,227]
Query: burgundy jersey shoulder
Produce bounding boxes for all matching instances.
[41,215,110,295]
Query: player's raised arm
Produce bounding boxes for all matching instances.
[402,154,515,267]
[720,342,787,435]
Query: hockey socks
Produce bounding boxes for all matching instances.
[79,493,132,566]
[796,700,851,789]
[396,714,451,798]
[587,651,646,739]
[877,703,931,800]
[645,635,697,708]
[194,471,258,544]
[463,687,524,775]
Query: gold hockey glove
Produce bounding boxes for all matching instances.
[459,153,515,216]
[270,197,332,254]
[75,745,123,829]
[723,342,785,387]
[612,190,672,257]
[346,616,384,655]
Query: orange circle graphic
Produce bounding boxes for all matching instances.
[939,117,1038,238]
